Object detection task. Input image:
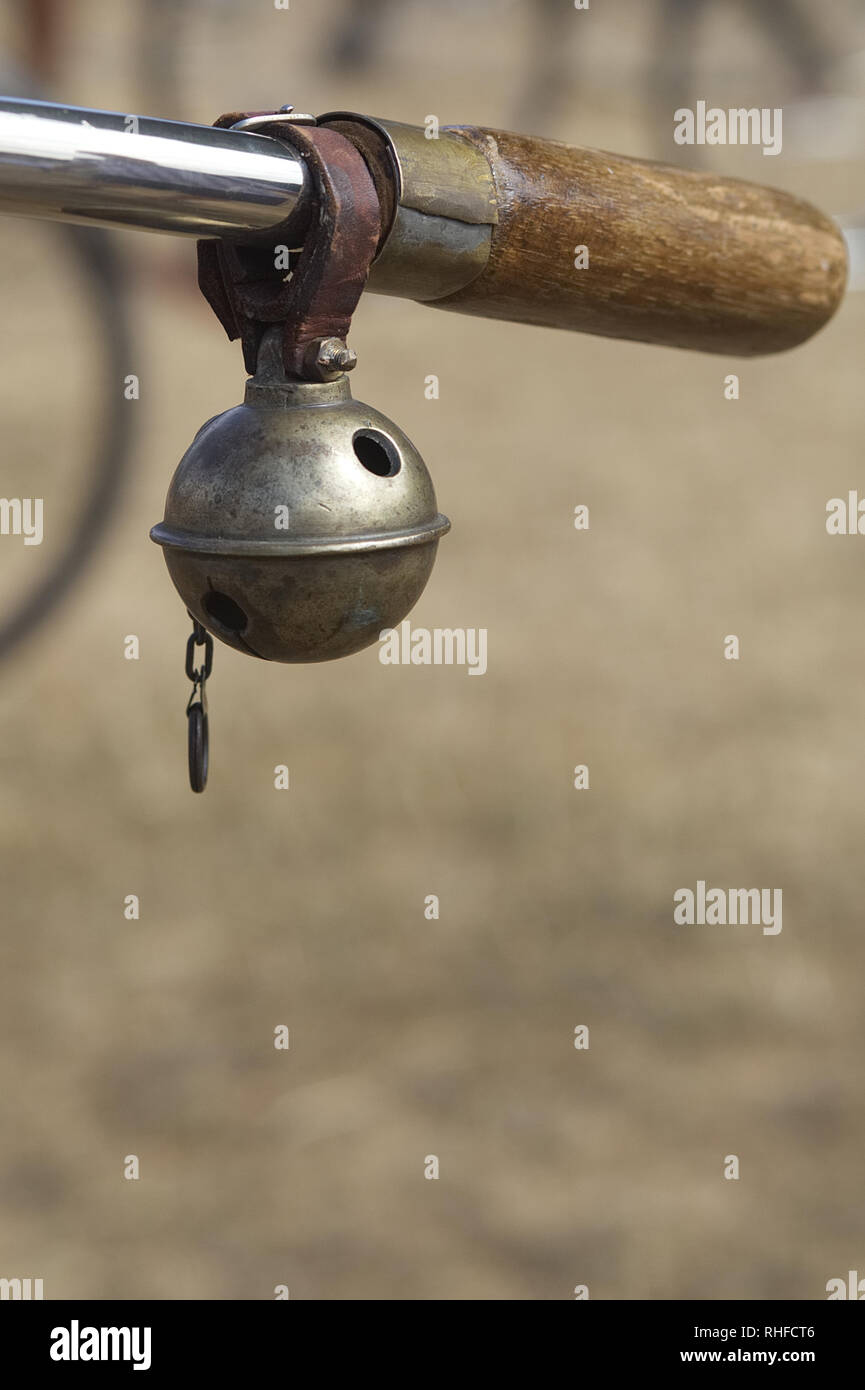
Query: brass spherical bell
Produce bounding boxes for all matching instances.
[150,374,450,663]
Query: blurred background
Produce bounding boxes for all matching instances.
[0,0,864,1300]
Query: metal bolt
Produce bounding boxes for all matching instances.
[315,337,358,373]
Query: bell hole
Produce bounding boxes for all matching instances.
[353,429,401,478]
[203,590,248,633]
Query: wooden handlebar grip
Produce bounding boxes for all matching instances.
[435,127,848,356]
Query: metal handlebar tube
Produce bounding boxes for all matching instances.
[0,96,309,241]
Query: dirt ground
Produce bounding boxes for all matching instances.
[0,0,864,1299]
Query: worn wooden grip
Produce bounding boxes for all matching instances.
[435,127,847,355]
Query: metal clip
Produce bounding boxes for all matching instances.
[230,106,318,134]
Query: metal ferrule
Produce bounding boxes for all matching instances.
[319,112,497,302]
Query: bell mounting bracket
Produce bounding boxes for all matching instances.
[197,110,382,383]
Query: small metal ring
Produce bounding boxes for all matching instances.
[187,702,209,793]
[185,628,214,682]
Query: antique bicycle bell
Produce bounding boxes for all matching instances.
[151,112,450,791]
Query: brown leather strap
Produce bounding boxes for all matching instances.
[197,114,381,380]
